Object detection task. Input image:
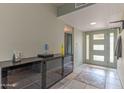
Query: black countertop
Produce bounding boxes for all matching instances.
[0,54,62,68]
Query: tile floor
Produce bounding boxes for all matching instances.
[50,64,123,89]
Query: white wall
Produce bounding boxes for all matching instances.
[117,30,124,88]
[73,28,83,68]
[0,4,64,61]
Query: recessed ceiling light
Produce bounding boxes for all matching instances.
[90,22,96,25]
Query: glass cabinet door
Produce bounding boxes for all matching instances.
[2,62,42,89]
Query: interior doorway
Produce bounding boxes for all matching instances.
[64,25,73,56]
[65,33,72,55]
[85,28,118,68]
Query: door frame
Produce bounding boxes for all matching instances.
[85,28,118,68]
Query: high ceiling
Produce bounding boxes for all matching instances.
[58,4,124,32]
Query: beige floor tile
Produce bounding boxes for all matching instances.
[59,78,72,87]
[106,70,119,80]
[75,72,105,88]
[50,82,64,89]
[73,69,82,74]
[105,83,122,89]
[49,64,123,89]
[89,68,106,77]
[63,80,86,89]
[106,77,122,87]
[65,73,78,80]
[85,84,98,89]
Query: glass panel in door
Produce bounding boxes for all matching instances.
[90,32,107,67]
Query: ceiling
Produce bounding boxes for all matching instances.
[58,4,124,32]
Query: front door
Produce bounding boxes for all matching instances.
[85,28,117,68]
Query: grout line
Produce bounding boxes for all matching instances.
[104,70,108,89]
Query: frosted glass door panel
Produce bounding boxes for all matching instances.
[86,35,89,60]
[93,55,104,61]
[93,45,104,50]
[110,33,114,63]
[93,34,104,40]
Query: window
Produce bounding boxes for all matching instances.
[93,45,104,50]
[93,55,104,61]
[110,33,114,63]
[93,34,104,40]
[86,35,89,60]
